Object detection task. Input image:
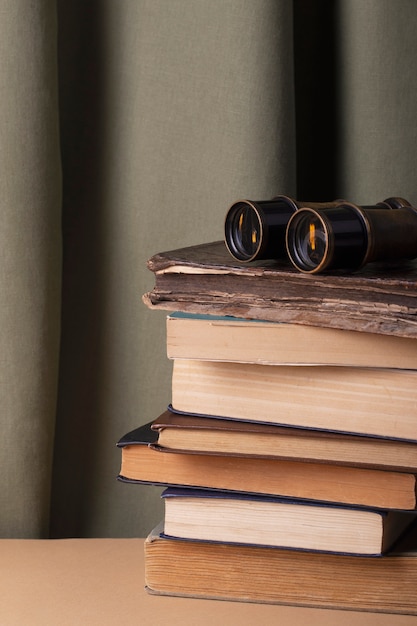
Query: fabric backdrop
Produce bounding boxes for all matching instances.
[1,0,416,538]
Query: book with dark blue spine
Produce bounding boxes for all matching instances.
[160,487,416,556]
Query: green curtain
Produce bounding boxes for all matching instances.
[1,0,416,539]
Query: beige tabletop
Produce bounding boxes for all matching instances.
[0,538,416,626]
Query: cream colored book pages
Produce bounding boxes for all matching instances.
[171,360,417,440]
[163,496,414,555]
[167,315,417,368]
[156,426,417,471]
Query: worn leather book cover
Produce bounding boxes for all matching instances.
[143,240,417,338]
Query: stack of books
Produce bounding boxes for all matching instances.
[117,241,417,615]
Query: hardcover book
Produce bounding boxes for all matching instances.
[143,240,417,339]
[166,311,417,369]
[117,422,417,510]
[161,487,415,556]
[144,520,417,614]
[171,359,417,441]
[152,409,417,471]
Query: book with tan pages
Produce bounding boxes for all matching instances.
[144,520,417,614]
[161,487,416,556]
[151,409,417,472]
[171,359,417,441]
[117,422,417,510]
[166,312,417,369]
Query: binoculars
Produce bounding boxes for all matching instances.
[224,195,417,274]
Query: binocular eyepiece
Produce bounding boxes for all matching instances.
[224,195,417,274]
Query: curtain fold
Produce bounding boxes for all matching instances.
[0,0,416,538]
[50,0,296,539]
[0,1,61,538]
[336,0,417,203]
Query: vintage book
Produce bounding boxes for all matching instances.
[143,240,417,339]
[171,359,417,441]
[152,410,417,472]
[116,422,417,510]
[144,520,417,614]
[161,487,416,556]
[166,311,417,369]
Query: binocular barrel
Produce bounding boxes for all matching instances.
[224,195,416,273]
[224,196,344,262]
[285,200,417,273]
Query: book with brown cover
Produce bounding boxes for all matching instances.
[151,409,417,472]
[116,422,417,510]
[144,520,417,614]
[143,240,417,339]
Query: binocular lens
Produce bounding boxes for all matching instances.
[289,213,328,271]
[224,197,300,262]
[227,202,262,261]
[286,205,368,273]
